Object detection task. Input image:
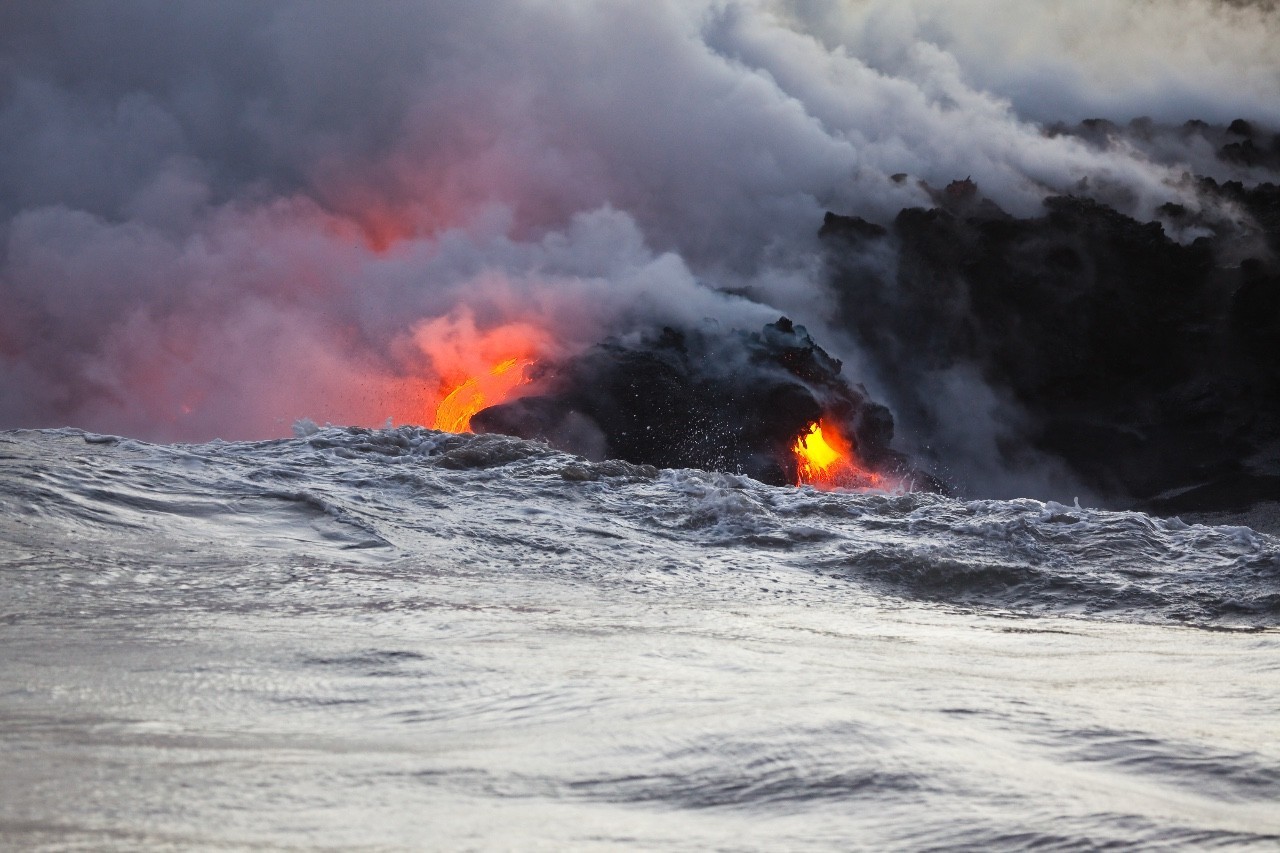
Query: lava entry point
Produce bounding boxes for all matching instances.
[473,318,931,491]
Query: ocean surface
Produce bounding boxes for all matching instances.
[1,426,1277,851]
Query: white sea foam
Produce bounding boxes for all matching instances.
[1,427,1277,849]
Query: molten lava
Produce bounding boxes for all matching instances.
[792,419,883,490]
[432,357,534,433]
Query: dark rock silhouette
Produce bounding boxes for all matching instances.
[1046,117,1280,174]
[822,175,1280,512]
[473,318,928,489]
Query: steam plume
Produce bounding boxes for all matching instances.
[2,1,1277,500]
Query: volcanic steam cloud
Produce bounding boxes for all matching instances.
[2,1,1279,507]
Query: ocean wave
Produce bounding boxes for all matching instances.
[2,427,1276,628]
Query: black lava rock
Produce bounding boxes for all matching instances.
[821,177,1280,511]
[473,318,925,488]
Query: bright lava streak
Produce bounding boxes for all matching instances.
[793,419,883,490]
[433,357,533,434]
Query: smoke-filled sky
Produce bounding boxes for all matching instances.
[1,0,1277,449]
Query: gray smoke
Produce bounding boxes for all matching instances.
[1,0,1275,497]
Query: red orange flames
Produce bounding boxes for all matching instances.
[792,419,884,491]
[432,357,534,433]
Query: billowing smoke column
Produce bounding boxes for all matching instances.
[1,1,1279,506]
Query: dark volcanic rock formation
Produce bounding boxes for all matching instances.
[1046,117,1280,177]
[473,319,924,488]
[822,177,1280,512]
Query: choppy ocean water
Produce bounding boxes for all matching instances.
[1,426,1277,851]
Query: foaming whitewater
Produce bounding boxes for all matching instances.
[2,427,1277,850]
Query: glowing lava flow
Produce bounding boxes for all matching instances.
[432,357,534,433]
[792,419,883,490]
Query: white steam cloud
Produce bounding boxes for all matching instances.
[1,0,1275,494]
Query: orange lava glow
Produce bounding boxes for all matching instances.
[792,419,884,491]
[402,310,550,434]
[432,356,534,433]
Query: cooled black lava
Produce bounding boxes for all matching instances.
[473,318,926,488]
